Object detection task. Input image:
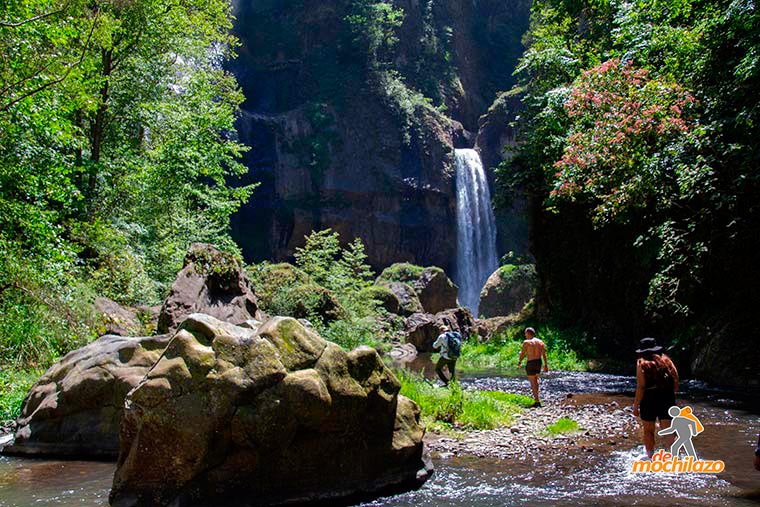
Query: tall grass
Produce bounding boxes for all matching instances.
[396,370,534,431]
[460,323,589,373]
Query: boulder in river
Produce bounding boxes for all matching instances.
[157,243,261,333]
[110,313,431,507]
[3,333,171,458]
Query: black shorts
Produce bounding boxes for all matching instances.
[640,389,676,422]
[526,359,542,376]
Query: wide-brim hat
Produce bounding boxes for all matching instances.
[636,337,663,354]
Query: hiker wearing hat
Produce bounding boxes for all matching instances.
[632,337,680,458]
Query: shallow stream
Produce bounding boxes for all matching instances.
[2,370,759,506]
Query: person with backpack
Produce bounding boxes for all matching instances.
[433,326,462,386]
[632,337,680,458]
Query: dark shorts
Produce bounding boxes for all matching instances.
[640,389,676,422]
[526,359,542,376]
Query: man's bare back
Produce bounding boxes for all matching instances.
[521,337,546,361]
[517,328,549,406]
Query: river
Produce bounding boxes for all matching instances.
[2,371,759,506]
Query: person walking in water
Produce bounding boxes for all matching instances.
[433,326,462,386]
[632,337,679,458]
[658,406,701,458]
[517,327,548,407]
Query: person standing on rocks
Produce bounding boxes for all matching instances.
[517,327,548,407]
[433,326,461,386]
[632,337,679,459]
[754,433,760,471]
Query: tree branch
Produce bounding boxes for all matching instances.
[0,0,70,28]
[0,8,99,112]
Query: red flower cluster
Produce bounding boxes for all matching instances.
[550,59,697,223]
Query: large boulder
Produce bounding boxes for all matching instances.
[377,263,458,315]
[413,267,458,314]
[3,334,171,458]
[110,314,431,507]
[404,313,440,353]
[158,243,261,334]
[360,284,403,315]
[478,264,537,318]
[380,281,423,316]
[95,297,144,337]
[404,307,475,352]
[474,316,515,342]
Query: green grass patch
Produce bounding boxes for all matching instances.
[0,368,41,421]
[545,416,581,435]
[460,323,589,373]
[396,370,534,431]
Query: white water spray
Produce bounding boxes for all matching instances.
[454,149,498,316]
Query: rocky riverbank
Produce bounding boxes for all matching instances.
[426,390,639,461]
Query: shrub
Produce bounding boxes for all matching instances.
[376,262,425,285]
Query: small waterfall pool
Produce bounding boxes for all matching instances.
[454,149,498,316]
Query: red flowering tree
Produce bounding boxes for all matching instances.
[549,59,698,225]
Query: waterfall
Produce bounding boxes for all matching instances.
[454,149,498,316]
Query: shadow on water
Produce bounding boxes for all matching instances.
[1,367,759,506]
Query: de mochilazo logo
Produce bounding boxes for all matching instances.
[632,406,725,473]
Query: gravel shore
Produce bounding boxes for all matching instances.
[426,390,640,460]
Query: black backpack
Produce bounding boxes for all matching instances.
[446,331,462,358]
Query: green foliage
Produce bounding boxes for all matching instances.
[546,416,581,435]
[294,229,379,320]
[549,59,701,226]
[320,317,385,352]
[0,0,254,392]
[345,0,405,69]
[501,0,760,325]
[397,370,534,431]
[0,369,43,421]
[248,263,311,309]
[377,262,425,285]
[459,324,589,373]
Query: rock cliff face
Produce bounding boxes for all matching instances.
[228,0,531,270]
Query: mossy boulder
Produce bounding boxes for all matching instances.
[110,314,431,506]
[377,263,458,315]
[249,263,347,324]
[247,263,311,309]
[4,333,172,458]
[412,267,458,314]
[379,281,423,316]
[377,263,426,285]
[478,264,537,318]
[360,284,402,314]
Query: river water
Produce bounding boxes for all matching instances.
[2,371,759,507]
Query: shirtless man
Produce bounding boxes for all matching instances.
[517,327,548,407]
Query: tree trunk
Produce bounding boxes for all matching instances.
[87,48,112,217]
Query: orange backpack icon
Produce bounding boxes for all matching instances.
[679,406,704,434]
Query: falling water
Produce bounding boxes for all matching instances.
[454,149,498,316]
